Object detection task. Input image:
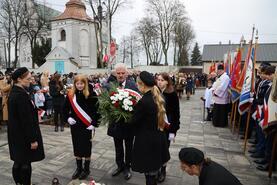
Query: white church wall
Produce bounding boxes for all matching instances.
[89,24,97,68]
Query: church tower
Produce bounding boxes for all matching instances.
[45,0,97,73]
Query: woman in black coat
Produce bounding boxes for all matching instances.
[49,73,65,132]
[63,75,100,180]
[179,147,242,185]
[8,67,45,185]
[132,71,170,185]
[156,72,180,182]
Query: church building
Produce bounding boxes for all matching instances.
[42,0,101,74]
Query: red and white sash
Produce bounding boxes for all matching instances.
[68,94,93,127]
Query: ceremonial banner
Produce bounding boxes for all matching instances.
[209,61,216,74]
[238,46,255,115]
[229,49,242,102]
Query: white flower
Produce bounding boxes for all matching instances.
[123,91,129,97]
[123,99,130,106]
[110,95,118,101]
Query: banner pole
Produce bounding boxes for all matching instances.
[243,110,251,153]
[230,103,235,129]
[232,102,238,134]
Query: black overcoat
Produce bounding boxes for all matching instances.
[163,91,180,135]
[131,91,170,173]
[199,161,242,185]
[8,85,45,164]
[107,79,139,139]
[49,80,65,111]
[63,90,100,157]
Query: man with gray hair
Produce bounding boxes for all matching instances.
[107,63,138,180]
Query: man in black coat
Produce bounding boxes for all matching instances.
[8,67,45,185]
[179,147,242,185]
[107,63,138,180]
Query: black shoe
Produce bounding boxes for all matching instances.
[254,159,267,165]
[72,159,82,179]
[79,160,90,180]
[60,126,64,132]
[250,152,265,158]
[248,149,257,154]
[256,164,276,171]
[112,167,124,177]
[123,168,132,180]
[54,126,58,132]
[158,166,166,183]
[79,170,90,180]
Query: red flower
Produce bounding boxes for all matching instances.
[114,101,120,108]
[110,91,116,96]
[131,99,137,106]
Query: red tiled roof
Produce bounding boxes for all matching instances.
[53,0,93,22]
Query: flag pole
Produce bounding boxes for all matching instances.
[232,101,238,133]
[230,102,235,129]
[243,26,257,153]
[237,114,242,136]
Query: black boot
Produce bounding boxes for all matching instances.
[79,160,90,180]
[146,174,157,185]
[60,125,64,132]
[158,166,166,183]
[72,159,82,179]
[54,125,58,132]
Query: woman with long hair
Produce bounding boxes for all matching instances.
[8,67,45,185]
[49,73,65,132]
[156,72,180,182]
[132,71,170,185]
[63,75,99,180]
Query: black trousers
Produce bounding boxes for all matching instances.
[12,162,32,185]
[213,103,229,127]
[113,137,134,169]
[54,110,64,126]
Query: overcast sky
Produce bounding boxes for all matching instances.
[44,0,277,53]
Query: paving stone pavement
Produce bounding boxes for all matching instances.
[0,89,277,185]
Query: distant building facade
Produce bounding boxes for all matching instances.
[202,43,277,74]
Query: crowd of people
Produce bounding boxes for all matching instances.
[0,69,205,131]
[0,64,247,185]
[202,62,277,173]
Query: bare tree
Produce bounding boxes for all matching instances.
[136,17,162,65]
[86,0,129,68]
[119,36,128,63]
[119,33,140,68]
[9,0,27,67]
[173,20,194,66]
[23,1,51,68]
[0,0,13,67]
[146,0,184,65]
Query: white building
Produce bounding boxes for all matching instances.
[41,0,102,74]
[0,0,60,69]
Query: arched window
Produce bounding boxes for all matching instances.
[61,30,66,41]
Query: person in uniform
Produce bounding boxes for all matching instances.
[8,67,45,185]
[132,71,170,185]
[156,72,180,182]
[179,147,242,185]
[212,64,230,127]
[107,63,138,180]
[63,74,100,180]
